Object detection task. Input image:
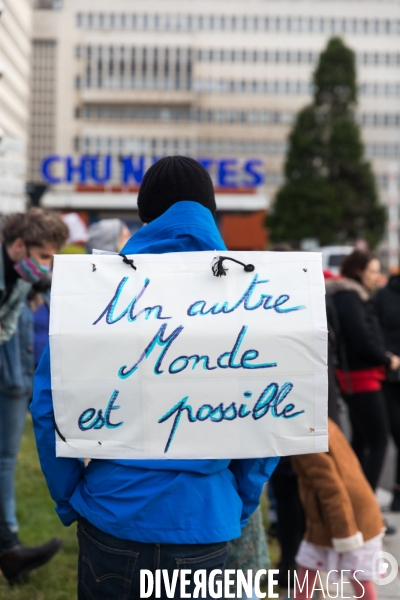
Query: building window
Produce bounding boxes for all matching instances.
[164,48,169,77]
[153,48,159,78]
[76,13,82,27]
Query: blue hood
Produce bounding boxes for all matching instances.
[122,201,226,254]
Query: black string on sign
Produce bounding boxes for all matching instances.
[212,256,255,277]
[53,416,67,443]
[119,254,137,270]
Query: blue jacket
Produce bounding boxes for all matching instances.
[0,291,50,399]
[0,301,35,398]
[0,244,31,344]
[32,202,279,544]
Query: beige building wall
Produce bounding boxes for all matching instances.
[0,0,33,212]
[31,0,400,216]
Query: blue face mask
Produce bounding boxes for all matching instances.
[13,256,50,284]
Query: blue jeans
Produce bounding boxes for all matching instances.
[0,393,30,532]
[77,519,228,600]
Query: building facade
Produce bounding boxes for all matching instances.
[0,0,33,213]
[30,0,400,248]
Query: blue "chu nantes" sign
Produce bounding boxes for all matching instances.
[41,155,265,188]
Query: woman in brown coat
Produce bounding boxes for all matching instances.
[291,418,385,599]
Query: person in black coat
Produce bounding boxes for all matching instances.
[376,275,400,510]
[326,251,400,492]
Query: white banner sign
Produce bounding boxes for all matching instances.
[50,251,328,460]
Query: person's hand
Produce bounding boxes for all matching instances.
[385,352,400,371]
[389,354,400,371]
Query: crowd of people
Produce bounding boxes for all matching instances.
[268,247,400,598]
[0,157,398,599]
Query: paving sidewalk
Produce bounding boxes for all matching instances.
[376,488,400,599]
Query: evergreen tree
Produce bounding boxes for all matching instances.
[267,37,386,248]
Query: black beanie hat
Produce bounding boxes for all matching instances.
[137,156,216,223]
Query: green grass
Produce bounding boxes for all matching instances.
[0,416,78,600]
[1,416,282,599]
